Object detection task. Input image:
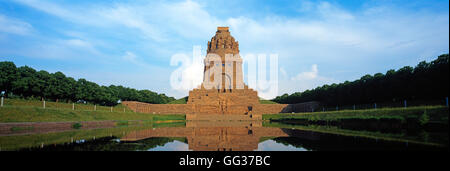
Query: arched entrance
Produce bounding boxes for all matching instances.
[221,73,232,92]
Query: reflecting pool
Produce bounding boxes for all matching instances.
[0,120,447,151]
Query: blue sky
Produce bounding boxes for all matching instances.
[0,0,448,99]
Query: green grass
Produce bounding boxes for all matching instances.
[10,126,34,132]
[153,114,186,121]
[0,105,185,123]
[2,98,134,112]
[0,98,187,123]
[263,106,448,124]
[116,120,131,126]
[168,97,188,104]
[152,121,186,128]
[259,100,278,104]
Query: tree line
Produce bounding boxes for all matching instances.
[0,62,175,106]
[273,54,449,106]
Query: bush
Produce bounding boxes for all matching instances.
[72,123,82,129]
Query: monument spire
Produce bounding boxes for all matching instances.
[203,26,244,91]
[207,26,239,56]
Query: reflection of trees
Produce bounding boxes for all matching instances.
[2,122,185,151]
[269,121,448,148]
[272,134,445,151]
[20,137,187,151]
[273,123,447,151]
[272,136,406,151]
[269,135,380,151]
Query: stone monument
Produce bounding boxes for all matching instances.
[187,27,260,120]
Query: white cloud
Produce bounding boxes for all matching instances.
[0,14,33,35]
[179,61,203,90]
[56,38,101,59]
[291,64,318,81]
[274,64,339,99]
[279,67,288,80]
[169,47,204,97]
[298,1,314,13]
[12,0,218,42]
[12,0,99,26]
[122,51,138,63]
[317,2,355,20]
[121,51,162,70]
[12,0,165,41]
[0,37,103,61]
[279,78,338,99]
[66,39,90,47]
[96,5,166,42]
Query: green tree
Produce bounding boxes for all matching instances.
[0,61,18,97]
[273,54,449,107]
[12,66,39,98]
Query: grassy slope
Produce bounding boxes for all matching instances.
[0,106,185,123]
[3,98,133,112]
[259,100,278,104]
[263,106,449,124]
[168,97,188,104]
[0,98,185,122]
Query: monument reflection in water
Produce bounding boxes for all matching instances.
[121,121,295,151]
[120,121,445,151]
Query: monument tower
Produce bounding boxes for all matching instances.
[187,27,260,120]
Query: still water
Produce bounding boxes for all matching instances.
[0,120,447,151]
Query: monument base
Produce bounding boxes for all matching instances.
[187,87,260,115]
[121,101,320,121]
